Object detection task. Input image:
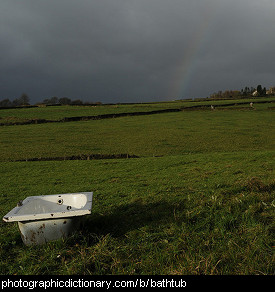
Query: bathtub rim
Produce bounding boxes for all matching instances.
[3,192,93,222]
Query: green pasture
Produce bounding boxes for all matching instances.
[0,99,274,275]
[0,101,185,124]
[0,102,274,161]
[0,96,273,124]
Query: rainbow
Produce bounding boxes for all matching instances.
[170,3,221,99]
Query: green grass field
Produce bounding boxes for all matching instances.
[0,98,274,275]
[0,97,273,124]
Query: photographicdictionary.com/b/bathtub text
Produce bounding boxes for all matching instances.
[0,275,269,290]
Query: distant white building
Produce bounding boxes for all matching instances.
[252,90,259,96]
[266,87,275,95]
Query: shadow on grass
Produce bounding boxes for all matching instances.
[0,200,186,251]
[80,199,186,239]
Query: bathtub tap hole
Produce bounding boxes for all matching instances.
[57,199,63,205]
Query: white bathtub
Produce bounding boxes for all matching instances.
[3,192,93,245]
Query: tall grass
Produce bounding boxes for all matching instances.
[0,151,274,275]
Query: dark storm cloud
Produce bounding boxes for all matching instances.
[0,0,274,103]
[188,0,275,96]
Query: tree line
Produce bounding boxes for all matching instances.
[0,94,102,108]
[0,93,30,107]
[209,85,275,99]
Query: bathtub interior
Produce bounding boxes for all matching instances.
[18,193,88,214]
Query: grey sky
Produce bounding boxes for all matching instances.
[0,0,274,103]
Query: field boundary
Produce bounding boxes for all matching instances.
[0,108,181,126]
[13,153,140,162]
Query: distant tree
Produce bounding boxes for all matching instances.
[43,96,59,105]
[19,93,30,105]
[71,99,83,105]
[0,98,12,107]
[49,96,59,104]
[243,86,251,96]
[10,93,30,106]
[59,97,71,105]
[42,98,50,104]
[12,98,21,106]
[257,85,263,95]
